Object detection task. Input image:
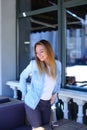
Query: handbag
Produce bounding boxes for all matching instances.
[55,98,64,120]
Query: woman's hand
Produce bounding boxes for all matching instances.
[50,93,57,104]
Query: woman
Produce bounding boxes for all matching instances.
[20,39,61,130]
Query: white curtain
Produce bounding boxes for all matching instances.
[30,30,58,58]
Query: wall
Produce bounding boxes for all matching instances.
[0,0,16,97]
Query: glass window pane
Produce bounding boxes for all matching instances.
[18,0,31,13]
[66,4,87,91]
[19,17,31,74]
[30,11,58,58]
[31,0,58,10]
[18,10,58,76]
[18,0,58,13]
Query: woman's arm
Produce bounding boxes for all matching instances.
[19,61,33,99]
[50,93,57,104]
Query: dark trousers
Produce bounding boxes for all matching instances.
[25,99,51,128]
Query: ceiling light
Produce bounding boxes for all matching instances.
[22,12,26,17]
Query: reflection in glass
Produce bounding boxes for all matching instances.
[66,5,87,91]
[18,0,58,13]
[30,11,58,58]
[31,0,58,10]
[18,9,58,76]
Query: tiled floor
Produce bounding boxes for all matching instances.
[49,119,87,130]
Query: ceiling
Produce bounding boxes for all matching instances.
[18,0,87,32]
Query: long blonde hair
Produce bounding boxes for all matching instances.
[34,39,57,79]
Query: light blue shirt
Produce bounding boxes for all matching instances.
[20,60,61,110]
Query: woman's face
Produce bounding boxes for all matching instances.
[35,45,48,62]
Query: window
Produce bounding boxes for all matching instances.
[17,0,58,79]
[66,4,87,91]
[17,0,87,92]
